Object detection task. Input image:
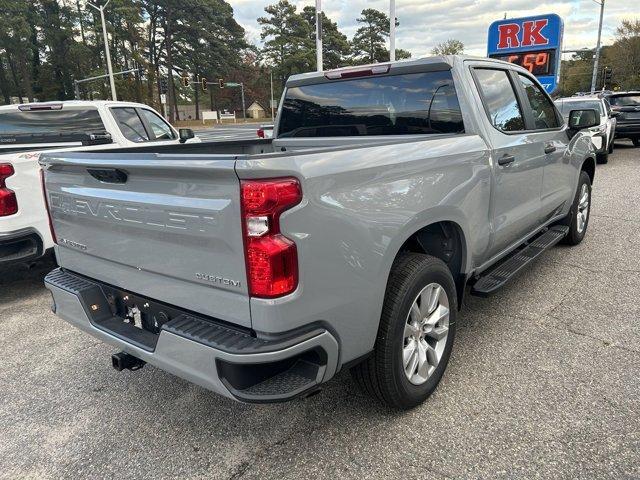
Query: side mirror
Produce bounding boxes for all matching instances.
[610,110,621,118]
[568,109,600,130]
[179,128,195,143]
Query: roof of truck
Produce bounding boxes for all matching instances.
[286,55,519,86]
[0,100,150,112]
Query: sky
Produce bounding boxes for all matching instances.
[228,0,634,59]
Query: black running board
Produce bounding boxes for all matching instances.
[470,225,569,297]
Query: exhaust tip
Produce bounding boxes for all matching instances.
[111,351,145,371]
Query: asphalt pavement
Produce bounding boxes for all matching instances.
[0,141,638,479]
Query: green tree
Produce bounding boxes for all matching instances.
[258,0,313,87]
[606,19,640,90]
[301,6,350,69]
[350,8,410,64]
[431,39,464,55]
[0,0,35,101]
[171,0,247,119]
[351,8,389,64]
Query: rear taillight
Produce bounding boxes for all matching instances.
[240,178,302,298]
[0,163,18,217]
[40,168,57,244]
[257,128,265,139]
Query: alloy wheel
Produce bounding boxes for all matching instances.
[576,183,590,234]
[402,283,450,385]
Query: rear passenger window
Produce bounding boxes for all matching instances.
[474,69,525,132]
[516,74,560,129]
[111,107,149,142]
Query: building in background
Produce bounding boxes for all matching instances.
[247,101,267,119]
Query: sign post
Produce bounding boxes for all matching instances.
[487,13,564,94]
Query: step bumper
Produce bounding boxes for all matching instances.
[45,268,339,403]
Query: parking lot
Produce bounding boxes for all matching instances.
[0,142,638,479]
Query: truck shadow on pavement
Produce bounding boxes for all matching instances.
[0,253,57,308]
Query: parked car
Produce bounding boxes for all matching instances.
[256,124,274,139]
[603,91,640,147]
[0,100,198,266]
[41,56,597,409]
[555,95,616,163]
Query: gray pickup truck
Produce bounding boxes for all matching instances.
[41,56,598,409]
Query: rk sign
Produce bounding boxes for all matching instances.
[487,14,564,94]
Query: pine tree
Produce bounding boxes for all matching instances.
[258,0,314,87]
[301,6,350,70]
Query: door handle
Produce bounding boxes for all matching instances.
[498,154,515,166]
[544,144,557,154]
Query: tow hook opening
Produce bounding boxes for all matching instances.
[111,351,145,371]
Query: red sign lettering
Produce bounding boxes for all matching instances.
[521,19,549,46]
[497,23,520,48]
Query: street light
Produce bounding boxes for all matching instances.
[87,0,117,101]
[390,0,396,61]
[316,0,323,71]
[590,0,605,93]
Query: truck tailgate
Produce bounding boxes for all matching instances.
[41,153,251,327]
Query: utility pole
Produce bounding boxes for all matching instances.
[590,0,605,93]
[390,0,396,61]
[270,71,275,121]
[316,0,323,71]
[87,1,117,101]
[240,82,246,121]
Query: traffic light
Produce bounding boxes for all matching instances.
[603,67,613,87]
[182,75,190,87]
[159,77,168,94]
[201,77,208,92]
[219,78,224,89]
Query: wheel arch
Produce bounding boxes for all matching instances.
[388,219,469,309]
[581,156,596,184]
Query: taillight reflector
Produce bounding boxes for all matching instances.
[240,178,302,298]
[0,163,18,217]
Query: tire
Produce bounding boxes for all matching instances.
[633,138,640,147]
[351,253,457,409]
[596,152,608,164]
[608,138,614,154]
[562,170,592,246]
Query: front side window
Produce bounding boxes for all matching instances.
[474,69,525,132]
[517,74,560,129]
[139,109,175,140]
[111,107,149,142]
[278,70,464,138]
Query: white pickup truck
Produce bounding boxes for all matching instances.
[0,100,197,266]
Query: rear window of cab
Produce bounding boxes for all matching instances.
[278,70,465,138]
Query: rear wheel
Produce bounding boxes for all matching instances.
[351,253,456,409]
[562,170,592,246]
[632,138,640,147]
[608,138,614,154]
[596,152,608,164]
